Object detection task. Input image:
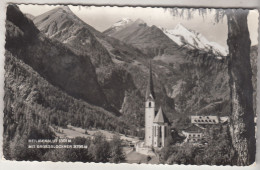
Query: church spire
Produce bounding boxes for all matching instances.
[146,60,155,100]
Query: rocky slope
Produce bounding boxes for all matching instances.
[11,5,252,129]
[160,23,228,56]
[33,6,113,68]
[32,7,177,124]
[107,19,180,57]
[103,18,133,36]
[5,5,108,108]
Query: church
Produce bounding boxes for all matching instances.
[144,61,170,148]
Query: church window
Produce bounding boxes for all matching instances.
[159,127,162,138]
[154,127,156,136]
[149,102,151,107]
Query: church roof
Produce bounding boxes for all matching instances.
[145,60,155,100]
[153,107,169,124]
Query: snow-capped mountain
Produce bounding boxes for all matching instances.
[103,18,133,36]
[160,23,228,56]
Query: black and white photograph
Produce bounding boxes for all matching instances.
[3,3,258,166]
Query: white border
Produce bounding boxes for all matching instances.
[0,0,259,170]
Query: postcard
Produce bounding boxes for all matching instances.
[3,3,258,166]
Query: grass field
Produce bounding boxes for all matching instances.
[53,125,139,142]
[125,151,159,164]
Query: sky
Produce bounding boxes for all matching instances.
[18,4,259,49]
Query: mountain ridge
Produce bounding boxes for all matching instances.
[159,23,228,56]
[107,18,180,57]
[30,5,237,126]
[6,4,109,108]
[103,18,133,36]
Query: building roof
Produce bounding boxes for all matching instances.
[219,116,229,123]
[191,116,219,124]
[153,107,169,124]
[145,60,155,100]
[183,124,204,133]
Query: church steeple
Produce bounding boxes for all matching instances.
[146,60,155,100]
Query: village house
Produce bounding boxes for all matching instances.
[182,115,229,143]
[182,124,205,143]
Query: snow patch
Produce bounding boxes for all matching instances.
[159,23,228,56]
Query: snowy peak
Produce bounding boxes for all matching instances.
[113,18,133,27]
[134,18,145,24]
[50,6,73,15]
[103,18,133,36]
[174,23,189,32]
[160,23,228,56]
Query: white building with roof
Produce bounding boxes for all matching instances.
[182,124,205,143]
[191,116,219,124]
[191,115,229,125]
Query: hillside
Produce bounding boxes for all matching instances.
[4,50,138,160]
[33,7,178,123]
[33,6,113,68]
[160,23,228,56]
[103,18,133,36]
[32,6,238,124]
[11,5,253,129]
[108,19,181,57]
[5,5,108,108]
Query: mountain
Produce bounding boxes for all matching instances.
[103,18,133,36]
[107,19,181,57]
[32,7,234,125]
[5,5,108,108]
[24,13,35,20]
[32,8,180,125]
[4,5,147,161]
[160,23,228,56]
[33,6,113,68]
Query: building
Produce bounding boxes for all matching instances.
[182,124,205,143]
[191,115,229,125]
[191,116,219,124]
[145,61,170,148]
[183,115,230,143]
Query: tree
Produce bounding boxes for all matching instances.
[226,9,255,165]
[168,8,255,165]
[201,125,236,165]
[88,132,110,162]
[109,134,125,163]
